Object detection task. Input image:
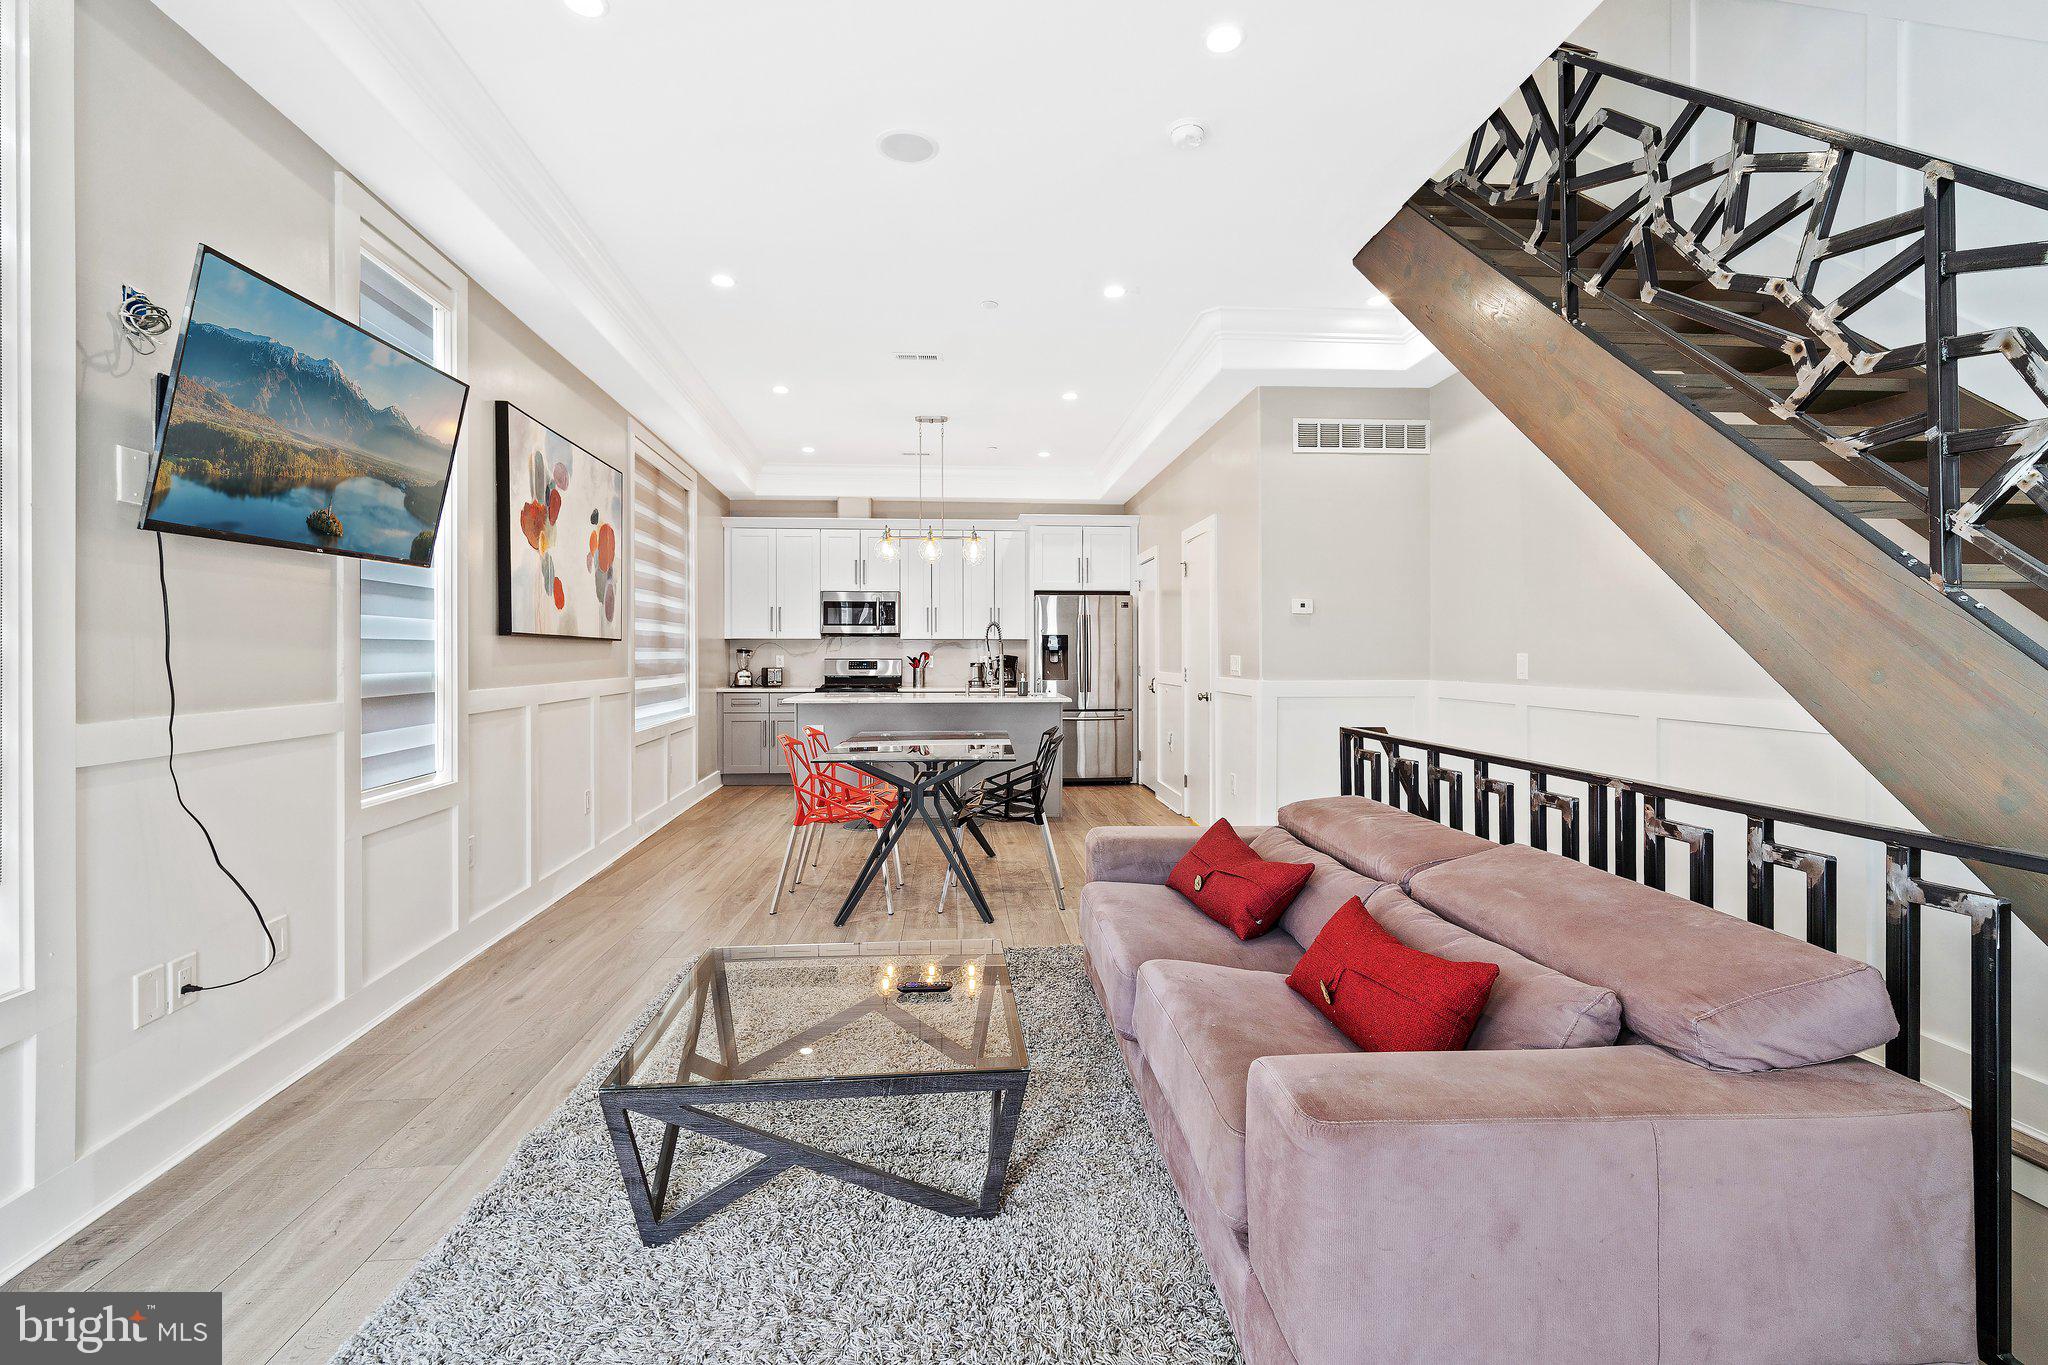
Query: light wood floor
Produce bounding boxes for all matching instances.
[7,782,1185,1364]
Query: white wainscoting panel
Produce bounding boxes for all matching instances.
[360,805,461,985]
[534,697,597,880]
[468,705,531,916]
[73,734,343,1156]
[0,1040,31,1204]
[596,693,634,845]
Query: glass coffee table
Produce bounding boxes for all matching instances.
[598,939,1029,1246]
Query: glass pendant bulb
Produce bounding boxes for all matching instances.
[878,527,896,559]
[922,528,940,561]
[964,529,983,564]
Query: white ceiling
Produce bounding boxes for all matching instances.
[151,0,1597,500]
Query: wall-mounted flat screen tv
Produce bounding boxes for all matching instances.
[142,246,470,567]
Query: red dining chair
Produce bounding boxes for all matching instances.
[797,724,895,881]
[773,734,900,916]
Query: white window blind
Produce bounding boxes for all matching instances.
[357,252,445,791]
[633,452,693,728]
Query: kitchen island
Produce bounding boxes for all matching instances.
[788,690,1068,815]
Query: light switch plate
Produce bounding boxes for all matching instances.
[268,913,290,965]
[132,965,169,1030]
[115,445,152,506]
[1228,654,1242,676]
[1515,652,1530,681]
[168,952,199,1009]
[1290,598,1313,615]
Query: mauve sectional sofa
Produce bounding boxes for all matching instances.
[1081,796,1976,1364]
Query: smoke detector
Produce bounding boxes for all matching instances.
[1170,120,1207,150]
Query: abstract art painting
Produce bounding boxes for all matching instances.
[496,402,624,639]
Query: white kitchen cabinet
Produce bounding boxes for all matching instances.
[724,527,776,637]
[898,554,935,638]
[861,532,900,593]
[1031,526,1086,590]
[1083,525,1133,590]
[819,528,863,591]
[898,553,972,639]
[773,531,821,638]
[966,530,1030,637]
[1028,522,1135,590]
[822,528,900,592]
[725,527,820,638]
[993,530,1032,636]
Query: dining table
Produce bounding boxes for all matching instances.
[820,730,1015,926]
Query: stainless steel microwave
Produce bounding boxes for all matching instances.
[820,590,899,636]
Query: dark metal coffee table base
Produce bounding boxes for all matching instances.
[601,1071,1028,1246]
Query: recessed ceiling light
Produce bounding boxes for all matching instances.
[981,299,1000,310]
[1205,22,1244,53]
[709,273,735,289]
[1102,283,1128,300]
[1037,450,1052,459]
[772,384,790,395]
[1061,391,1079,402]
[562,0,607,17]
[801,446,816,454]
[876,130,939,164]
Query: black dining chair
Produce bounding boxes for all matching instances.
[940,726,1066,912]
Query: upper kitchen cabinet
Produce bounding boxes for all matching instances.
[726,527,821,638]
[1029,521,1136,591]
[819,528,899,592]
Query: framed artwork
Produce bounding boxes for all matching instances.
[496,401,624,639]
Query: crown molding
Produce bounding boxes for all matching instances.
[149,0,759,494]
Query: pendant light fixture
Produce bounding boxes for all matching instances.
[878,415,982,563]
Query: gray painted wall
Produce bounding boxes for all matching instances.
[1257,386,1432,679]
[1426,372,1778,697]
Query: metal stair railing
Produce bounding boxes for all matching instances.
[1430,44,2048,671]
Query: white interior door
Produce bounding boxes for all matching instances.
[1136,552,1160,794]
[1182,521,1216,826]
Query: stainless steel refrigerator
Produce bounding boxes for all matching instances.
[1032,592,1135,783]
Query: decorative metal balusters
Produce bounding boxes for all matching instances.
[1432,46,2048,670]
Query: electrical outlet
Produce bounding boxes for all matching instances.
[1291,597,1314,615]
[774,653,785,666]
[584,790,593,815]
[1515,652,1530,681]
[132,965,169,1030]
[267,913,290,965]
[1228,654,1242,676]
[467,834,477,867]
[168,952,199,1009]
[115,445,152,505]
[1229,773,1239,796]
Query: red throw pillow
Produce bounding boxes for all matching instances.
[1167,818,1313,940]
[1288,897,1500,1051]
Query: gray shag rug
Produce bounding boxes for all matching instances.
[334,946,1239,1364]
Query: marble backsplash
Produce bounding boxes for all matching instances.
[723,635,1027,689]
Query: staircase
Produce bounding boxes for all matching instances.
[1356,46,2048,950]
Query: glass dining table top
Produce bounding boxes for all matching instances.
[821,730,1016,764]
[603,939,1026,1091]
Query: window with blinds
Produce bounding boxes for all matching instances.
[357,253,446,791]
[633,452,693,729]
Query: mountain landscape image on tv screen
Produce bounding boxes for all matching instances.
[144,248,468,565]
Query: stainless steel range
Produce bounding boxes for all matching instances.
[818,658,904,693]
